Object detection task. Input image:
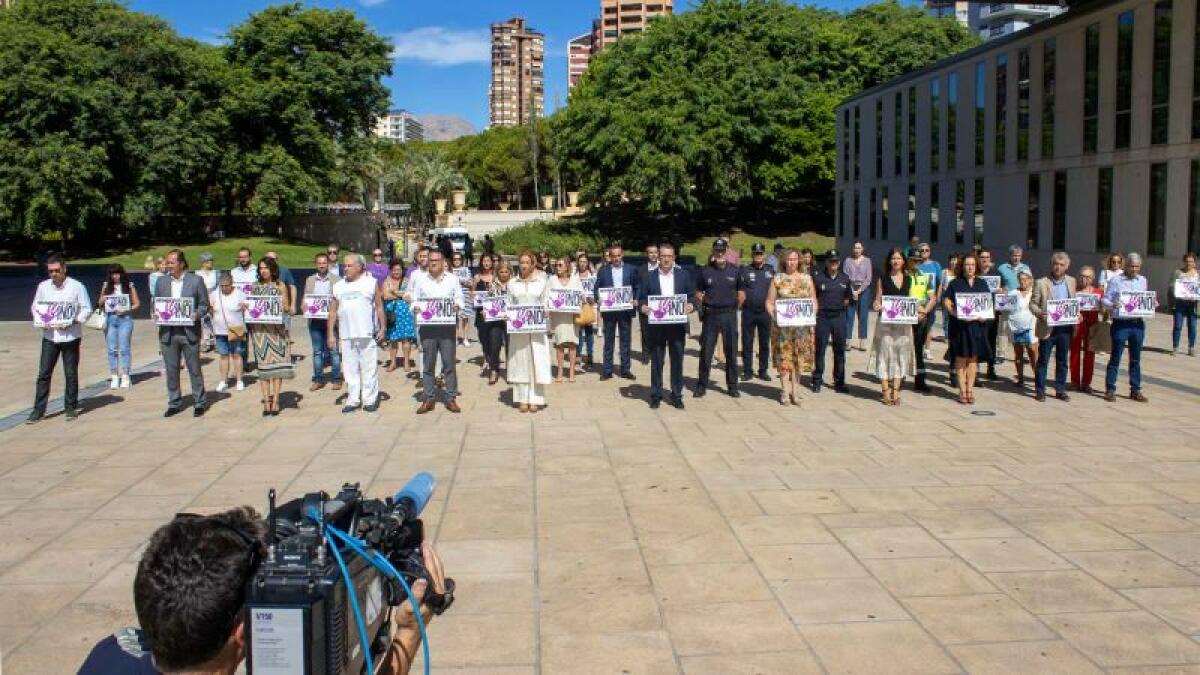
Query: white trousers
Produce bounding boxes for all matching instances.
[513,383,545,405]
[341,338,379,407]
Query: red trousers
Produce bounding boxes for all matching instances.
[1070,311,1098,389]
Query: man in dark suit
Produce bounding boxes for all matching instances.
[637,244,659,363]
[593,243,639,380]
[639,243,693,409]
[155,249,210,417]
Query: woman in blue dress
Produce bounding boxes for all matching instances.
[382,260,416,373]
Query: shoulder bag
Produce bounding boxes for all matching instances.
[221,295,246,342]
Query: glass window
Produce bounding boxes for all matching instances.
[875,99,884,179]
[975,61,986,166]
[1149,163,1167,255]
[842,109,850,180]
[995,54,1008,165]
[930,181,940,244]
[907,184,917,241]
[1116,11,1135,149]
[881,187,889,240]
[894,92,903,176]
[930,78,941,173]
[908,86,917,174]
[853,189,861,238]
[854,106,861,180]
[1084,23,1100,153]
[1194,7,1200,139]
[1053,170,1068,251]
[1027,174,1040,250]
[1096,167,1113,252]
[869,188,877,240]
[955,180,966,244]
[1017,48,1029,161]
[1042,38,1055,159]
[973,178,985,245]
[948,72,958,170]
[836,190,843,238]
[1190,161,1200,253]
[1152,0,1172,145]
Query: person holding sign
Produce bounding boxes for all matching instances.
[474,255,506,385]
[907,251,939,393]
[155,250,210,418]
[594,244,638,381]
[1071,266,1105,393]
[98,264,140,390]
[575,253,598,368]
[450,252,474,347]
[1005,271,1038,387]
[248,257,294,416]
[811,250,851,394]
[406,250,466,413]
[1103,253,1155,402]
[209,273,247,393]
[28,253,92,423]
[766,248,816,406]
[637,244,660,364]
[304,253,342,391]
[943,253,991,405]
[1030,252,1077,402]
[329,254,387,414]
[548,256,585,383]
[977,249,1003,380]
[383,261,417,374]
[507,251,553,412]
[1170,252,1198,356]
[868,249,917,406]
[639,243,693,409]
[695,238,743,398]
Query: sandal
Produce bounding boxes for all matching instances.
[957,394,969,405]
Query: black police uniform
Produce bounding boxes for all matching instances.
[812,267,852,390]
[738,262,775,379]
[695,260,742,395]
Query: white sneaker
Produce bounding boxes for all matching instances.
[109,375,119,389]
[216,380,228,393]
[236,380,245,392]
[120,374,131,388]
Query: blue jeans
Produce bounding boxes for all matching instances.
[308,319,342,384]
[1173,301,1197,350]
[846,285,873,340]
[1035,326,1072,394]
[105,313,134,373]
[579,324,595,358]
[1106,319,1145,393]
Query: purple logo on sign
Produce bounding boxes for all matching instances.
[780,302,800,319]
[552,296,565,309]
[1049,306,1063,322]
[306,302,320,315]
[36,308,56,324]
[420,306,434,320]
[885,299,901,320]
[248,306,263,319]
[242,283,253,294]
[487,304,502,318]
[158,309,174,321]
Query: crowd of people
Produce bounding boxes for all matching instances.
[25,237,1198,422]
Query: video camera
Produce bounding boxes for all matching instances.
[245,473,455,674]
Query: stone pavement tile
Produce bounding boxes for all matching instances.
[947,640,1104,675]
[621,479,712,508]
[851,467,947,488]
[681,650,823,675]
[1121,587,1200,635]
[91,493,195,521]
[537,492,629,524]
[726,514,835,546]
[865,450,950,467]
[929,466,1022,485]
[944,537,1074,572]
[187,482,279,509]
[1064,550,1200,588]
[436,539,534,575]
[708,490,765,516]
[986,570,1135,613]
[448,485,532,513]
[541,631,677,674]
[1132,532,1200,566]
[664,600,804,655]
[751,489,850,514]
[793,450,878,469]
[818,512,915,528]
[834,526,951,559]
[0,582,89,630]
[47,518,162,551]
[1153,481,1200,503]
[1073,463,1173,483]
[834,488,938,512]
[538,470,621,497]
[538,518,636,554]
[649,562,773,605]
[772,578,909,624]
[998,462,1093,484]
[1015,518,1141,552]
[748,543,869,580]
[0,476,72,501]
[0,547,129,585]
[540,585,662,634]
[1046,611,1200,667]
[901,594,1055,644]
[2,643,96,675]
[994,484,1101,507]
[1071,482,1182,506]
[773,468,865,489]
[539,547,650,589]
[800,621,961,675]
[1079,506,1196,533]
[1107,667,1200,674]
[1150,462,1200,481]
[863,557,997,597]
[444,572,534,615]
[915,486,1016,509]
[430,612,536,668]
[437,507,532,541]
[908,510,1021,539]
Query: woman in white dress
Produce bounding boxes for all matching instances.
[507,251,552,412]
[547,255,585,382]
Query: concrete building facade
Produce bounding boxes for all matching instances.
[836,0,1200,298]
[489,17,545,128]
[971,3,1068,40]
[373,110,424,143]
[599,0,674,47]
[568,30,596,90]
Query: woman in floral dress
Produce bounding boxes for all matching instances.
[383,260,416,373]
[766,248,816,406]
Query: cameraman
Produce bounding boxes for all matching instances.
[79,507,448,675]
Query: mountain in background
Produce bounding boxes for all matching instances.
[420,115,477,141]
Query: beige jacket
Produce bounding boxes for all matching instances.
[1030,275,1077,340]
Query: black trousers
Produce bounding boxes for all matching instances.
[913,315,934,385]
[699,310,738,391]
[986,319,999,371]
[477,316,506,373]
[33,338,80,415]
[638,311,651,361]
[741,308,771,375]
[648,324,686,401]
[813,313,847,386]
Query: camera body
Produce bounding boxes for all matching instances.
[245,476,452,675]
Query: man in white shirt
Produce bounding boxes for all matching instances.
[229,247,257,366]
[405,250,465,413]
[28,254,92,423]
[328,253,385,413]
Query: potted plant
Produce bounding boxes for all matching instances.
[435,198,447,215]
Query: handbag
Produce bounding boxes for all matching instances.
[220,296,246,342]
[86,308,107,331]
[575,302,596,327]
[1087,317,1112,354]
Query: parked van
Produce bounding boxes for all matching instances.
[428,227,469,254]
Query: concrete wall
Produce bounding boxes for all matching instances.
[439,210,560,237]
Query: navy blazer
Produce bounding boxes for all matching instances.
[593,263,640,306]
[638,266,693,306]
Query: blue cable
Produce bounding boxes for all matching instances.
[306,508,375,675]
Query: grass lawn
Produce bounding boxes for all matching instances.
[74,237,330,270]
[679,231,834,261]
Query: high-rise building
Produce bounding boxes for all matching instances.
[969,3,1066,41]
[598,0,674,47]
[568,29,596,90]
[489,17,545,127]
[924,0,971,26]
[373,110,424,143]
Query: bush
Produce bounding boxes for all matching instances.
[491,221,607,257]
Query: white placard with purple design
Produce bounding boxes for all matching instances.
[992,292,1014,313]
[238,281,256,296]
[244,295,284,325]
[153,297,194,326]
[597,286,633,312]
[580,277,596,295]
[647,294,688,325]
[481,295,507,322]
[1117,291,1157,318]
[301,294,331,319]
[32,300,80,328]
[412,297,457,325]
[956,293,994,321]
[1077,293,1101,312]
[454,267,473,284]
[1046,298,1080,327]
[879,296,920,325]
[981,276,1002,292]
[473,290,488,308]
[506,304,548,334]
[548,288,583,314]
[104,293,131,314]
[775,298,816,327]
[1175,279,1200,301]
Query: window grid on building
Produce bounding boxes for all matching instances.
[1017,48,1030,161]
[930,181,940,244]
[1151,0,1172,145]
[1096,167,1114,252]
[930,78,941,173]
[1194,7,1200,139]
[854,107,861,181]
[947,73,958,170]
[843,109,851,180]
[907,184,917,241]
[908,86,917,174]
[882,187,890,240]
[1053,171,1068,251]
[1116,11,1135,149]
[876,99,884,179]
[869,188,878,240]
[1042,38,1056,159]
[894,92,903,176]
[1148,163,1168,255]
[955,179,966,244]
[1084,23,1100,153]
[1027,174,1041,250]
[973,178,985,245]
[854,189,861,237]
[995,54,1008,165]
[975,62,986,167]
[1190,161,1200,253]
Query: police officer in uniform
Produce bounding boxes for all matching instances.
[738,243,774,381]
[694,238,743,398]
[812,249,852,393]
[908,249,939,392]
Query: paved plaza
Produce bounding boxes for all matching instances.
[0,314,1199,673]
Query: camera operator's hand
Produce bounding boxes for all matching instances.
[382,541,447,675]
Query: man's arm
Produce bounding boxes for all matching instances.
[76,282,94,325]
[374,285,387,342]
[327,297,339,349]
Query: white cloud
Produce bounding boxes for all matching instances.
[358,0,388,6]
[391,27,491,67]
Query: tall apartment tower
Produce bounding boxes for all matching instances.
[967,3,1065,41]
[598,0,674,47]
[373,110,424,143]
[489,17,545,128]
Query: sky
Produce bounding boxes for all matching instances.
[128,0,870,131]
